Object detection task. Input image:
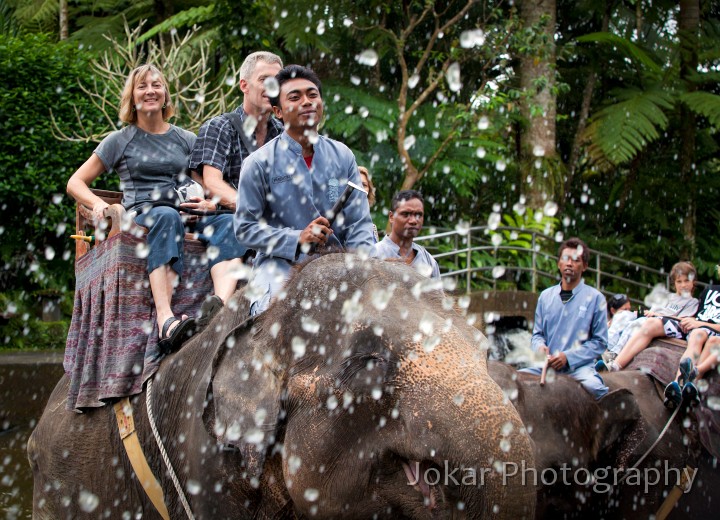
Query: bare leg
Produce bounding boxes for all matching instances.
[210,258,242,303]
[674,328,710,379]
[696,335,720,379]
[149,264,180,338]
[615,317,666,369]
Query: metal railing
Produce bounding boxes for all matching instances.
[414,226,705,304]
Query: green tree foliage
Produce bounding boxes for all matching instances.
[0,33,106,296]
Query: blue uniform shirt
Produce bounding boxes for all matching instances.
[234,132,376,266]
[531,279,608,370]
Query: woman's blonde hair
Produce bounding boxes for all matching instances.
[118,64,175,124]
[357,166,376,207]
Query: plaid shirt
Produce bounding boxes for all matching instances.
[189,106,284,190]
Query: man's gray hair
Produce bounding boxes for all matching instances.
[239,51,283,81]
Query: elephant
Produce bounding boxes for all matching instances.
[488,357,719,519]
[28,253,536,519]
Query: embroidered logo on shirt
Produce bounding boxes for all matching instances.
[327,178,339,204]
[272,175,293,184]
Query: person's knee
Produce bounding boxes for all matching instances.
[688,328,709,345]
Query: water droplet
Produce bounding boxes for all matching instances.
[478,116,490,130]
[455,221,470,235]
[492,266,506,279]
[186,479,202,495]
[491,234,502,247]
[403,135,416,150]
[301,316,320,334]
[460,28,485,48]
[327,395,338,410]
[423,335,441,352]
[419,314,434,335]
[194,93,205,104]
[533,144,545,157]
[288,455,302,475]
[304,488,320,502]
[343,18,353,27]
[316,20,326,35]
[543,201,558,216]
[44,246,55,260]
[371,285,396,311]
[344,105,354,114]
[350,75,361,86]
[356,49,378,66]
[488,212,501,230]
[453,393,465,406]
[292,337,307,358]
[499,439,511,453]
[371,387,382,400]
[408,74,420,89]
[708,396,720,411]
[135,242,149,259]
[476,147,486,158]
[78,490,99,513]
[495,159,507,171]
[446,62,462,92]
[264,77,280,98]
[243,115,258,137]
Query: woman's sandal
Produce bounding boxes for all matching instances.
[158,316,197,355]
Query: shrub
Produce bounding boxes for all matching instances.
[0,34,108,300]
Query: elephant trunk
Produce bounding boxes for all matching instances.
[397,339,536,519]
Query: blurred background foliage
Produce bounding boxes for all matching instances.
[1,0,719,348]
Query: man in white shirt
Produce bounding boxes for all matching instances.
[374,190,440,279]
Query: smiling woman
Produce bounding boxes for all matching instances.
[66,64,246,358]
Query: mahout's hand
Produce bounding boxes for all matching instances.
[299,216,333,245]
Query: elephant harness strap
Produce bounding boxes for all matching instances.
[114,397,171,520]
[654,466,697,520]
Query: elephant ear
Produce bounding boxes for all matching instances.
[592,388,643,460]
[203,317,283,480]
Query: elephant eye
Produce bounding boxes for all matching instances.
[338,353,391,393]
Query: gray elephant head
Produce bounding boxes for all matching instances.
[30,254,536,519]
[206,254,536,517]
[489,360,717,519]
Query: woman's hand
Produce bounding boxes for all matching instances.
[92,200,109,223]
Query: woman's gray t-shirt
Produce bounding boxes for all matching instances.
[94,124,196,209]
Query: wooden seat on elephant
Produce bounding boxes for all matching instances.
[626,341,720,460]
[65,189,212,412]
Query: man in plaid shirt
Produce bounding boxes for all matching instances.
[190,51,284,210]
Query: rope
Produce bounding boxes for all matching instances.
[618,405,681,485]
[146,377,196,520]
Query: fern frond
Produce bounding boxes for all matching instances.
[584,88,674,166]
[138,5,215,43]
[14,0,57,32]
[576,32,662,75]
[680,91,720,129]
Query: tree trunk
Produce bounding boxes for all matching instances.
[679,0,699,257]
[59,0,68,40]
[519,0,557,210]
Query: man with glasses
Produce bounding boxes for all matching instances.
[521,237,609,399]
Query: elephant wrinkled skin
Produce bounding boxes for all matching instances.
[28,254,536,519]
[489,361,719,519]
